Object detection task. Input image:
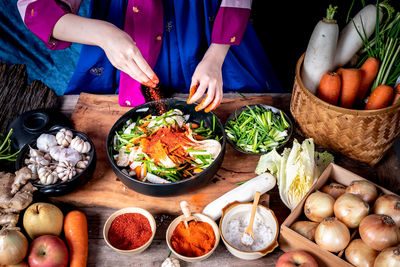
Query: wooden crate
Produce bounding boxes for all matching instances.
[279,163,398,267]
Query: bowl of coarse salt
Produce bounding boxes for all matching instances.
[219,201,279,260]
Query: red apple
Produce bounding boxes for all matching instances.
[276,251,318,267]
[28,235,68,267]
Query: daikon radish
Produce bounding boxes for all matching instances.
[301,5,339,94]
[334,4,383,68]
[202,173,276,221]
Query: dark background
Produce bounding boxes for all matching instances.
[251,0,370,91]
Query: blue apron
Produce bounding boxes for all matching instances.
[65,0,283,95]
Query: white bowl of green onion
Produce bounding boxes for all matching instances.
[224,104,292,155]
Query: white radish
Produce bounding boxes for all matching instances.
[334,4,383,68]
[301,5,339,94]
[202,173,276,221]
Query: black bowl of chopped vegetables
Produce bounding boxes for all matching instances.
[106,98,226,196]
[224,104,293,155]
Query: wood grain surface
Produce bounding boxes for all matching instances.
[52,93,292,217]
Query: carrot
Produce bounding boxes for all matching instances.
[317,72,341,105]
[337,68,361,108]
[64,210,88,267]
[357,57,380,103]
[392,83,400,105]
[365,85,394,110]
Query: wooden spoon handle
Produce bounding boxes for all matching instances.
[180,201,191,219]
[246,191,261,234]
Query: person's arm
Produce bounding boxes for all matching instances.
[53,14,157,87]
[17,0,157,87]
[188,0,253,112]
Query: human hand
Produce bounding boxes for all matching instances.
[187,44,230,112]
[99,24,158,87]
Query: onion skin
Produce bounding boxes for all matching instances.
[359,214,398,251]
[290,221,319,241]
[334,193,369,228]
[5,262,29,267]
[374,246,400,267]
[315,217,350,253]
[346,180,378,204]
[345,239,377,267]
[321,182,346,199]
[0,229,28,266]
[373,194,400,227]
[304,191,335,222]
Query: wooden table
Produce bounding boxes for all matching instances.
[58,93,400,267]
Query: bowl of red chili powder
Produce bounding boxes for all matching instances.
[166,213,220,262]
[103,207,156,254]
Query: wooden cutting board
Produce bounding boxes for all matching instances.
[52,93,291,218]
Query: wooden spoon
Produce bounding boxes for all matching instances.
[180,201,197,228]
[241,191,261,246]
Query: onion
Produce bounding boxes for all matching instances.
[346,180,378,204]
[359,214,398,251]
[374,246,400,267]
[304,191,335,222]
[321,182,346,199]
[290,221,319,241]
[373,194,400,227]
[334,193,369,228]
[6,262,29,267]
[314,217,350,252]
[0,229,28,265]
[345,239,378,267]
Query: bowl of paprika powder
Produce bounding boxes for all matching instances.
[103,207,156,254]
[166,213,220,262]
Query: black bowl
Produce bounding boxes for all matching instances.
[224,104,293,155]
[106,98,226,196]
[15,127,96,196]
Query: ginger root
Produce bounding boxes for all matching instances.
[0,168,36,230]
[11,167,32,194]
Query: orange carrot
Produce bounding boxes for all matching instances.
[337,68,361,108]
[357,57,380,103]
[365,85,394,110]
[317,72,341,105]
[392,83,400,105]
[64,210,88,267]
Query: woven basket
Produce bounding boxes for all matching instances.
[290,54,400,167]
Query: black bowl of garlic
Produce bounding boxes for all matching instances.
[15,127,96,196]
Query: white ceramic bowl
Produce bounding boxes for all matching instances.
[103,207,156,254]
[166,213,220,262]
[219,201,279,260]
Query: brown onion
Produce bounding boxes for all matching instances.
[315,217,350,252]
[290,221,319,241]
[373,194,400,227]
[346,180,378,204]
[304,191,335,222]
[0,229,28,265]
[321,182,346,199]
[345,239,378,267]
[359,214,398,251]
[374,246,400,267]
[334,193,369,228]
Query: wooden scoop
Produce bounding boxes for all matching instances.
[180,201,197,228]
[241,191,261,246]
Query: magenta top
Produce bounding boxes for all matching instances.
[17,0,252,106]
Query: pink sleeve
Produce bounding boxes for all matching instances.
[211,0,252,45]
[17,0,81,50]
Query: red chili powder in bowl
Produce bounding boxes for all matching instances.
[107,213,152,250]
[170,221,216,257]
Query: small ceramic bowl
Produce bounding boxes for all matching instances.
[219,201,279,260]
[224,104,293,155]
[103,207,156,255]
[166,213,220,262]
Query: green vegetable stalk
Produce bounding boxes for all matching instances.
[0,129,20,162]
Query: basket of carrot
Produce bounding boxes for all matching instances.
[290,1,400,167]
